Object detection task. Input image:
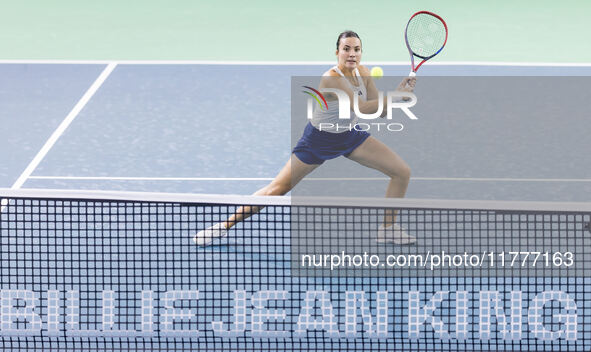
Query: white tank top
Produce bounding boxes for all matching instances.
[310,66,368,133]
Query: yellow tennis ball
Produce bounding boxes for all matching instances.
[370,66,383,79]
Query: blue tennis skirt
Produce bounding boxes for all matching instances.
[292,123,371,165]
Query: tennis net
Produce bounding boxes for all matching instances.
[1,188,590,351]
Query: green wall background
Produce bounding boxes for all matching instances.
[0,0,588,61]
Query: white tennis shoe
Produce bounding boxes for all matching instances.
[193,223,228,246]
[376,223,416,245]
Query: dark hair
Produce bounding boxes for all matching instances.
[336,30,361,50]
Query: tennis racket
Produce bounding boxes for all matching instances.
[405,11,448,76]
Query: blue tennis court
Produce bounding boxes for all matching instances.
[2,63,590,199]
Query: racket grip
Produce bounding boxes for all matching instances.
[409,71,416,77]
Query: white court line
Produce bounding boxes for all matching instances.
[10,63,117,190]
[27,176,591,182]
[1,63,117,212]
[0,60,590,66]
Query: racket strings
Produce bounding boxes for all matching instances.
[406,13,447,58]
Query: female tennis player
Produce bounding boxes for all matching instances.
[195,31,416,246]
